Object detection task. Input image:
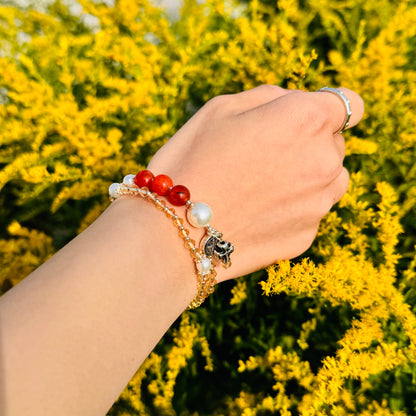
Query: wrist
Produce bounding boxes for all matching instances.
[107,196,197,311]
[109,171,232,306]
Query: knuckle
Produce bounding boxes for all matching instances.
[205,94,230,109]
[307,195,334,221]
[315,153,343,182]
[255,84,284,94]
[332,168,350,203]
[339,167,350,192]
[298,104,331,136]
[315,168,350,217]
[299,227,320,254]
[317,198,335,219]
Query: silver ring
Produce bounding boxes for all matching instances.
[318,87,352,134]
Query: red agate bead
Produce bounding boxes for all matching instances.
[168,185,191,206]
[152,174,173,196]
[134,170,154,188]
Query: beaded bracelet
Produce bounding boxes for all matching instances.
[109,170,234,309]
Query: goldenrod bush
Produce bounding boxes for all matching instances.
[1,0,416,414]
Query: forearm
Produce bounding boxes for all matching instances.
[0,196,196,415]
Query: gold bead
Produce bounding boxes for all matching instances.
[179,228,189,238]
[139,187,149,197]
[185,239,196,250]
[174,217,184,227]
[155,199,167,210]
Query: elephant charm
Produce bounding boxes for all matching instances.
[201,228,234,268]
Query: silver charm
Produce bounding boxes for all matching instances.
[201,227,234,268]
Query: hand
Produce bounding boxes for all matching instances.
[148,85,364,282]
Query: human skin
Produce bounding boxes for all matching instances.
[0,86,364,415]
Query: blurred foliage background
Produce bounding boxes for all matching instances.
[1,0,416,414]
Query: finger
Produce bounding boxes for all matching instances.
[314,87,364,134]
[331,133,346,161]
[232,84,293,114]
[238,87,363,140]
[327,167,350,204]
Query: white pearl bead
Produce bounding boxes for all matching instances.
[197,257,212,275]
[109,183,120,198]
[123,174,136,187]
[187,202,212,228]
